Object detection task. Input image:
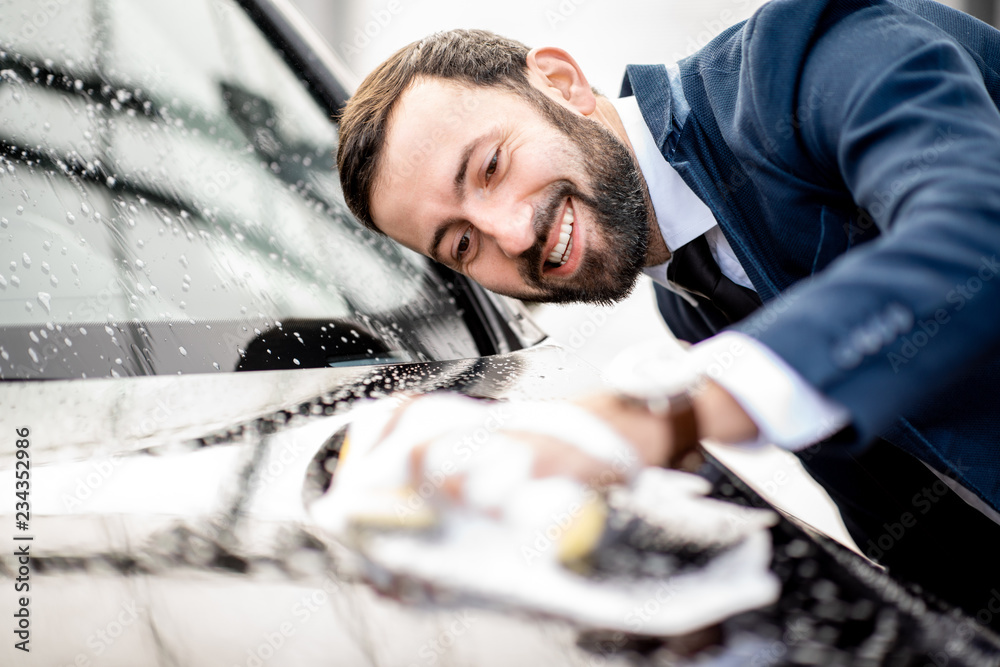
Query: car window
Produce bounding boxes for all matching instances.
[0,0,481,379]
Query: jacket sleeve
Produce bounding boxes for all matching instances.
[735,5,1000,447]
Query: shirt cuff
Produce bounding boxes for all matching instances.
[686,332,851,451]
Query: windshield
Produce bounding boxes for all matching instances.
[0,0,480,379]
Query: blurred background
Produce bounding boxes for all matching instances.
[286,0,992,550]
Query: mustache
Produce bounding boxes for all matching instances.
[518,182,578,287]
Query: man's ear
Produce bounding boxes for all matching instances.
[525,47,596,116]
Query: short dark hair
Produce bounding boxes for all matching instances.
[336,29,532,233]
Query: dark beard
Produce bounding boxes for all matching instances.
[512,91,651,306]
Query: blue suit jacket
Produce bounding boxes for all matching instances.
[622,0,1000,511]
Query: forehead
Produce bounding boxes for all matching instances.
[380,77,507,182]
[370,79,523,246]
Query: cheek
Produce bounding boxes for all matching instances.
[468,249,521,287]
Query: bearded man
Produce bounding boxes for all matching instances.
[336,0,1000,628]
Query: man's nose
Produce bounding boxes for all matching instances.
[474,204,536,258]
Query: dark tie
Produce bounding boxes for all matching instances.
[666,233,762,324]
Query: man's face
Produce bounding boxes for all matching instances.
[370,76,650,305]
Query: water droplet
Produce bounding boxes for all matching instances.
[41,262,49,274]
[28,348,39,363]
[42,240,51,251]
[293,358,301,365]
[0,217,7,228]
[16,205,24,215]
[212,362,220,370]
[105,325,115,336]
[36,293,51,312]
[178,346,187,356]
[80,201,90,215]
[11,276,20,286]
[106,176,116,187]
[71,264,79,275]
[135,259,145,269]
[114,357,122,365]
[79,327,87,335]
[66,212,75,223]
[49,275,58,286]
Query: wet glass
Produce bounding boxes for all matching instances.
[0,0,480,379]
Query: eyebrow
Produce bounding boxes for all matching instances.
[429,222,452,265]
[453,139,480,201]
[427,134,490,264]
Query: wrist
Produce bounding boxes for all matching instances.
[691,379,759,444]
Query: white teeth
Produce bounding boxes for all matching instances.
[546,206,575,266]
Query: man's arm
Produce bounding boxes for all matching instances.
[727,6,1000,448]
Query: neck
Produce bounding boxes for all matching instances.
[593,96,670,266]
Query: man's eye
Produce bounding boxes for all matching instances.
[485,150,499,183]
[456,228,472,259]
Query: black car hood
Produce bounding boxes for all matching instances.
[0,343,602,466]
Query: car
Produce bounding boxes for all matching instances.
[2,1,1000,665]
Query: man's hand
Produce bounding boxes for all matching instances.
[379,381,757,502]
[574,380,759,469]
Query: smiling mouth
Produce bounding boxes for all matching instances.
[544,202,575,269]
